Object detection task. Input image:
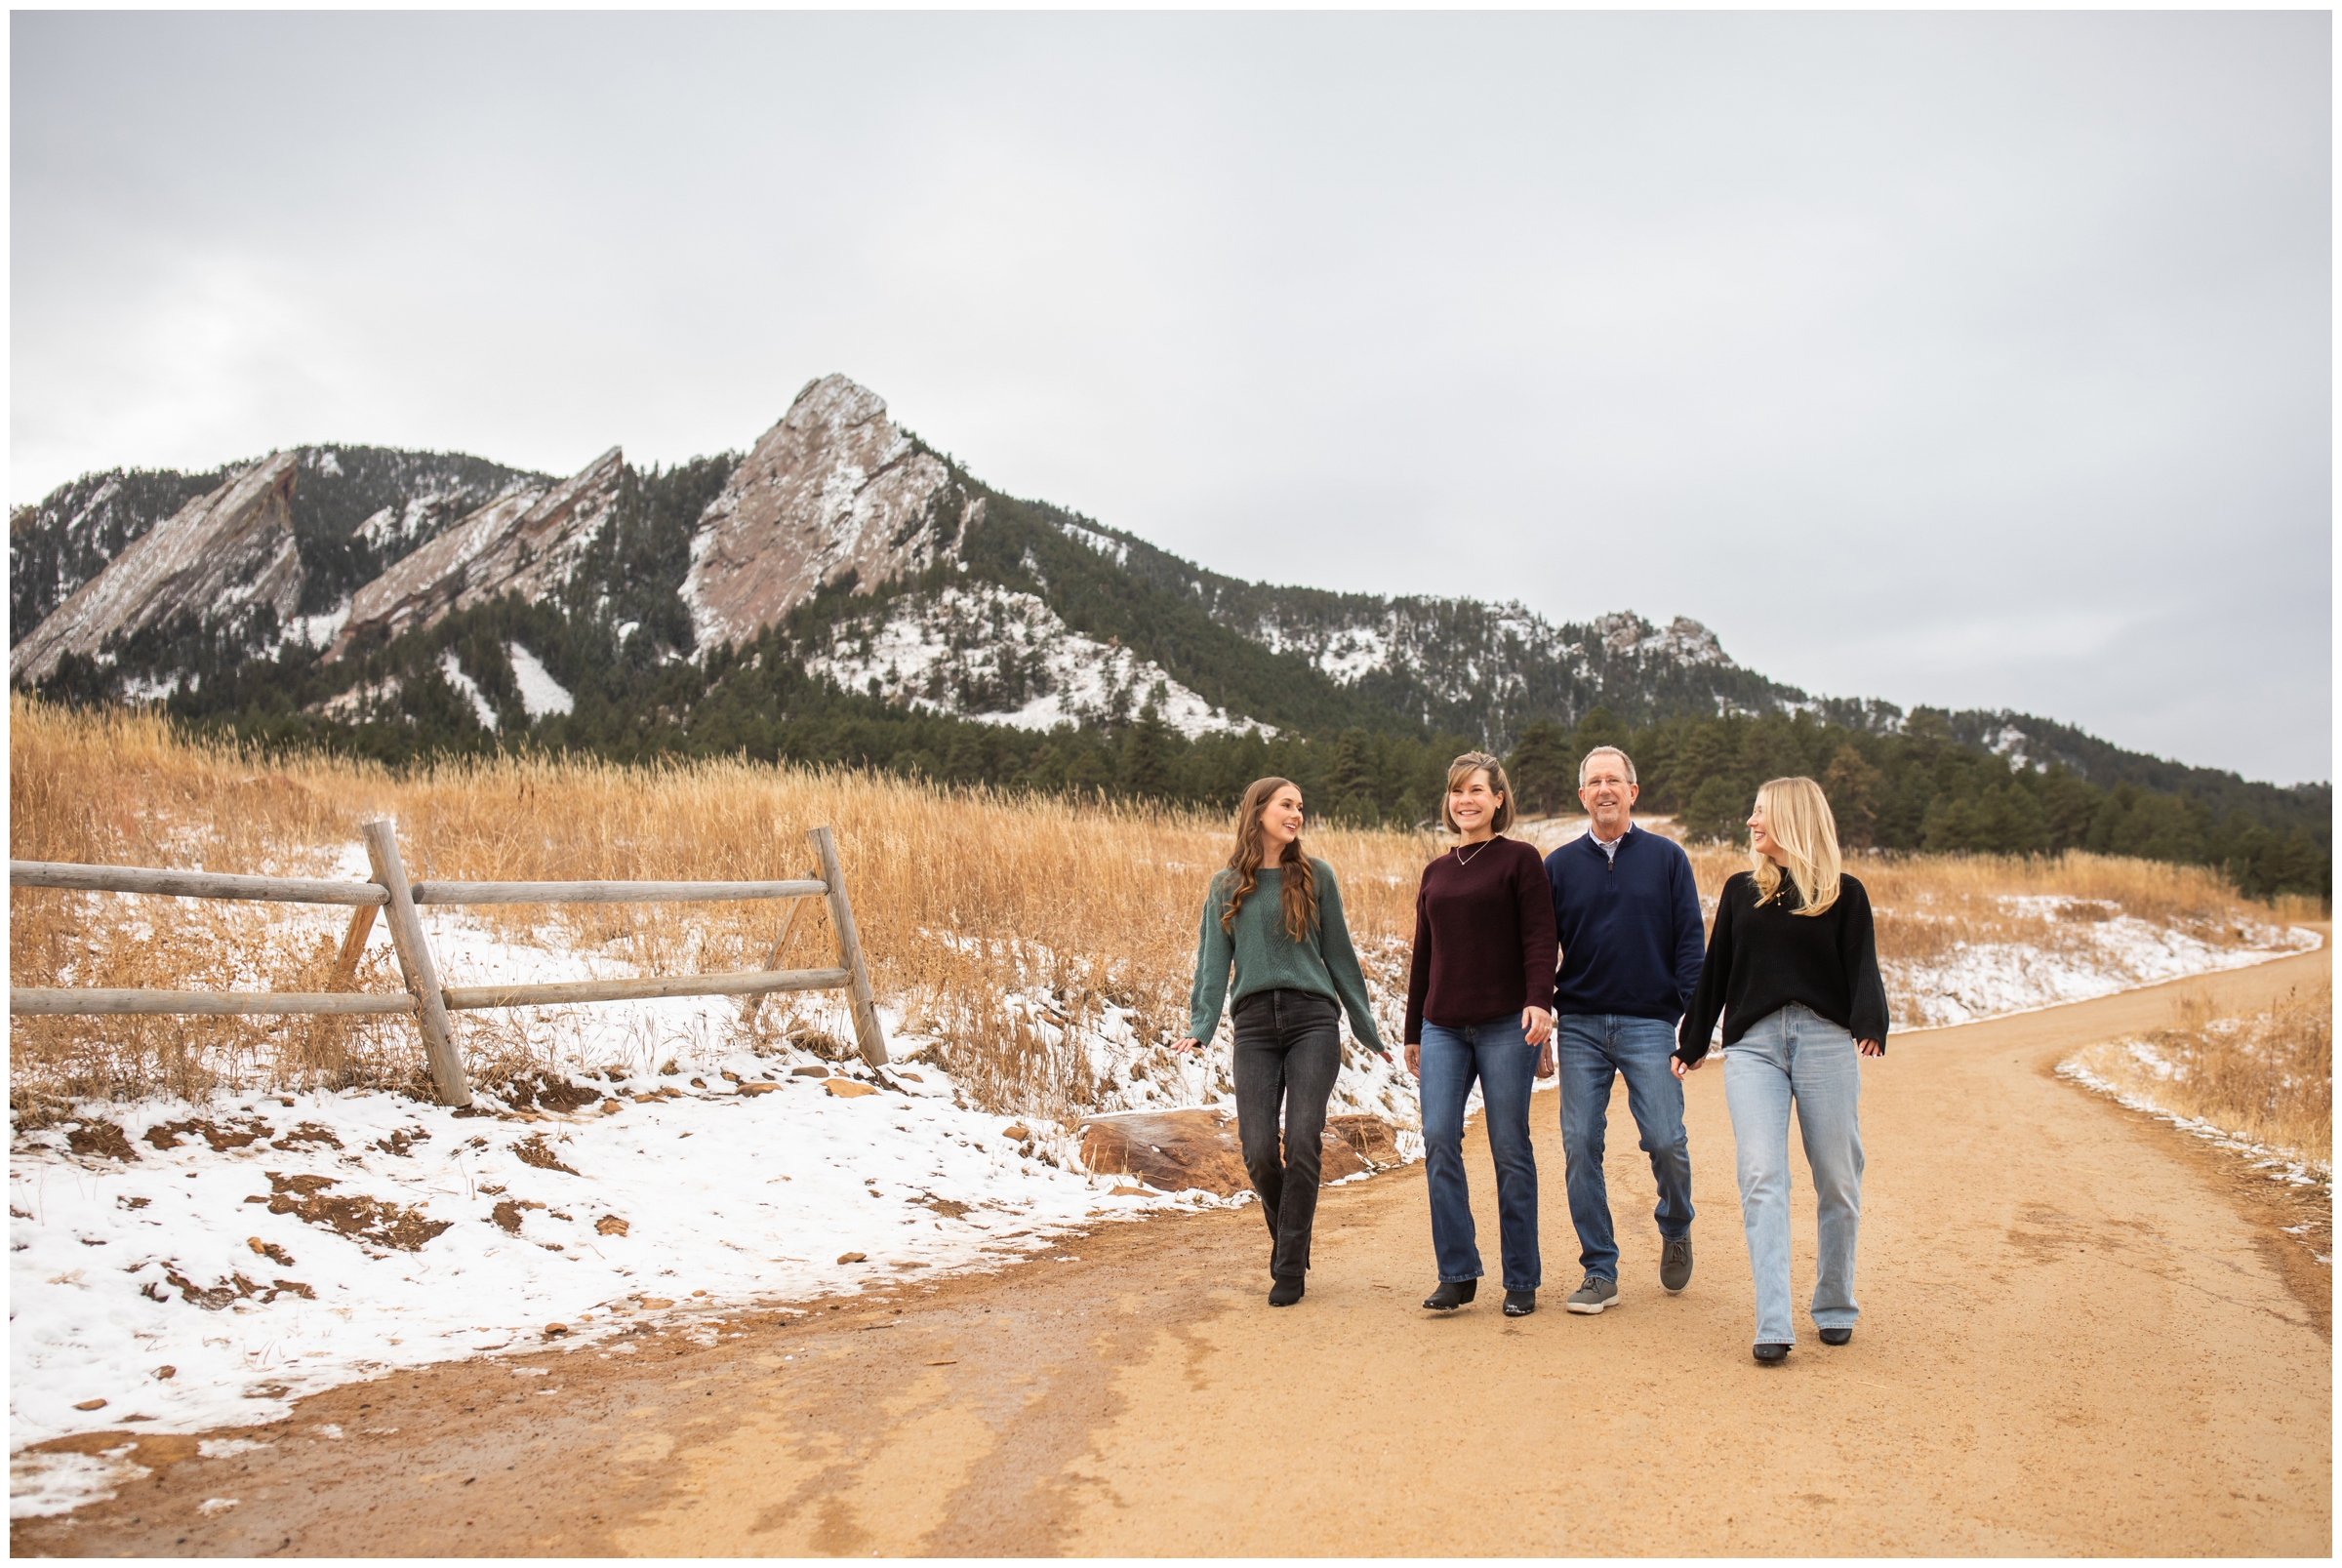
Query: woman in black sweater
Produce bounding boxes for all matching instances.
[1676,776,1887,1365]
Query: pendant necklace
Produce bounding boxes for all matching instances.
[1455,839,1492,867]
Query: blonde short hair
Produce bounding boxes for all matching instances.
[1751,776,1842,916]
[1442,751,1516,834]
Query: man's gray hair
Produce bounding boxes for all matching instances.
[1578,745,1637,786]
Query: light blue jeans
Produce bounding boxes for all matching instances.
[1721,1004,1865,1346]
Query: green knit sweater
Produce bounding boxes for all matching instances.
[1186,861,1388,1054]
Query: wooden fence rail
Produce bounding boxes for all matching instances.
[8,822,888,1107]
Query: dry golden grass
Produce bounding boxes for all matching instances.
[9,698,2313,1114]
[8,698,1433,1112]
[2063,976,2332,1167]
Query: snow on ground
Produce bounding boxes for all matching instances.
[505,642,574,718]
[7,884,1313,1505]
[2055,1057,2331,1204]
[9,851,2319,1514]
[8,1044,1226,1491]
[1885,904,2318,1030]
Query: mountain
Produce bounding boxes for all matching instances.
[327,448,624,658]
[9,375,2327,900]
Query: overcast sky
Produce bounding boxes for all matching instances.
[12,12,2331,783]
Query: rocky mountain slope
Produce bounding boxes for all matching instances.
[12,375,1820,746]
[8,374,2325,903]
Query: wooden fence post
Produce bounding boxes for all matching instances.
[361,820,471,1107]
[738,896,811,1028]
[808,826,888,1066]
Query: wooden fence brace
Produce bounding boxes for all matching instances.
[328,905,379,988]
[11,987,417,1018]
[739,895,813,1026]
[809,826,888,1066]
[360,820,471,1108]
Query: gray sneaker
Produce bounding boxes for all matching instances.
[1564,1273,1618,1314]
[1661,1234,1693,1293]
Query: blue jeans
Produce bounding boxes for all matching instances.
[1556,1013,1694,1282]
[1722,1004,1865,1346]
[1419,1013,1540,1291]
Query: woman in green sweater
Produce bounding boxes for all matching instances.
[1172,777,1392,1307]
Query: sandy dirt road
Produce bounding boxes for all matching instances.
[16,941,2329,1557]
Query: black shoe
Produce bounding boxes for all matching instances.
[1422,1279,1477,1311]
[1503,1289,1536,1317]
[1268,1275,1305,1307]
[1819,1326,1851,1346]
[1753,1342,1791,1364]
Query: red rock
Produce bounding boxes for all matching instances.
[13,453,300,685]
[682,376,976,651]
[1079,1109,1394,1195]
[1077,1110,1249,1196]
[824,1080,877,1100]
[329,449,625,659]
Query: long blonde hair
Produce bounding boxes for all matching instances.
[1223,777,1319,944]
[1751,776,1842,917]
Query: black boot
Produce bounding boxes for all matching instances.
[1503,1289,1536,1316]
[1268,1275,1305,1307]
[1422,1278,1477,1311]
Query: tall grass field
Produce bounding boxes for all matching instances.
[9,697,2320,1122]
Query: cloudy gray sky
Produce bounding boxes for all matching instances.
[12,11,2330,783]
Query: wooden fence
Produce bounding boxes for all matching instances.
[8,822,886,1108]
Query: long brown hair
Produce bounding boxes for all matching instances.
[1222,777,1319,944]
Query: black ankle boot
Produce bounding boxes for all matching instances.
[1268,1275,1305,1307]
[1422,1278,1477,1311]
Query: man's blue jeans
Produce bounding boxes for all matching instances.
[1419,1013,1540,1291]
[1556,1013,1694,1282]
[1722,1003,1864,1346]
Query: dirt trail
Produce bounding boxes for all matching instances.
[17,941,2329,1557]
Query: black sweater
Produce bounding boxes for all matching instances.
[1676,870,1890,1065]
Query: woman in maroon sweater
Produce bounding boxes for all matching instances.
[1405,752,1559,1316]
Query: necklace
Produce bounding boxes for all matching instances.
[1455,839,1494,867]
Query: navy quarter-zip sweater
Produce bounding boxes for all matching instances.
[1544,824,1708,1023]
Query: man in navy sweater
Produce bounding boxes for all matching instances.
[1544,745,1707,1314]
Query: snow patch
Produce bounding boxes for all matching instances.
[506,644,574,719]
[806,584,1268,739]
[1885,909,2318,1031]
[438,651,499,733]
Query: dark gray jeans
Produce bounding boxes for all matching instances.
[1232,987,1344,1279]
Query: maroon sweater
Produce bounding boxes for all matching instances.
[1404,836,1560,1043]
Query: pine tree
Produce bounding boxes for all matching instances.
[1508,720,1574,816]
